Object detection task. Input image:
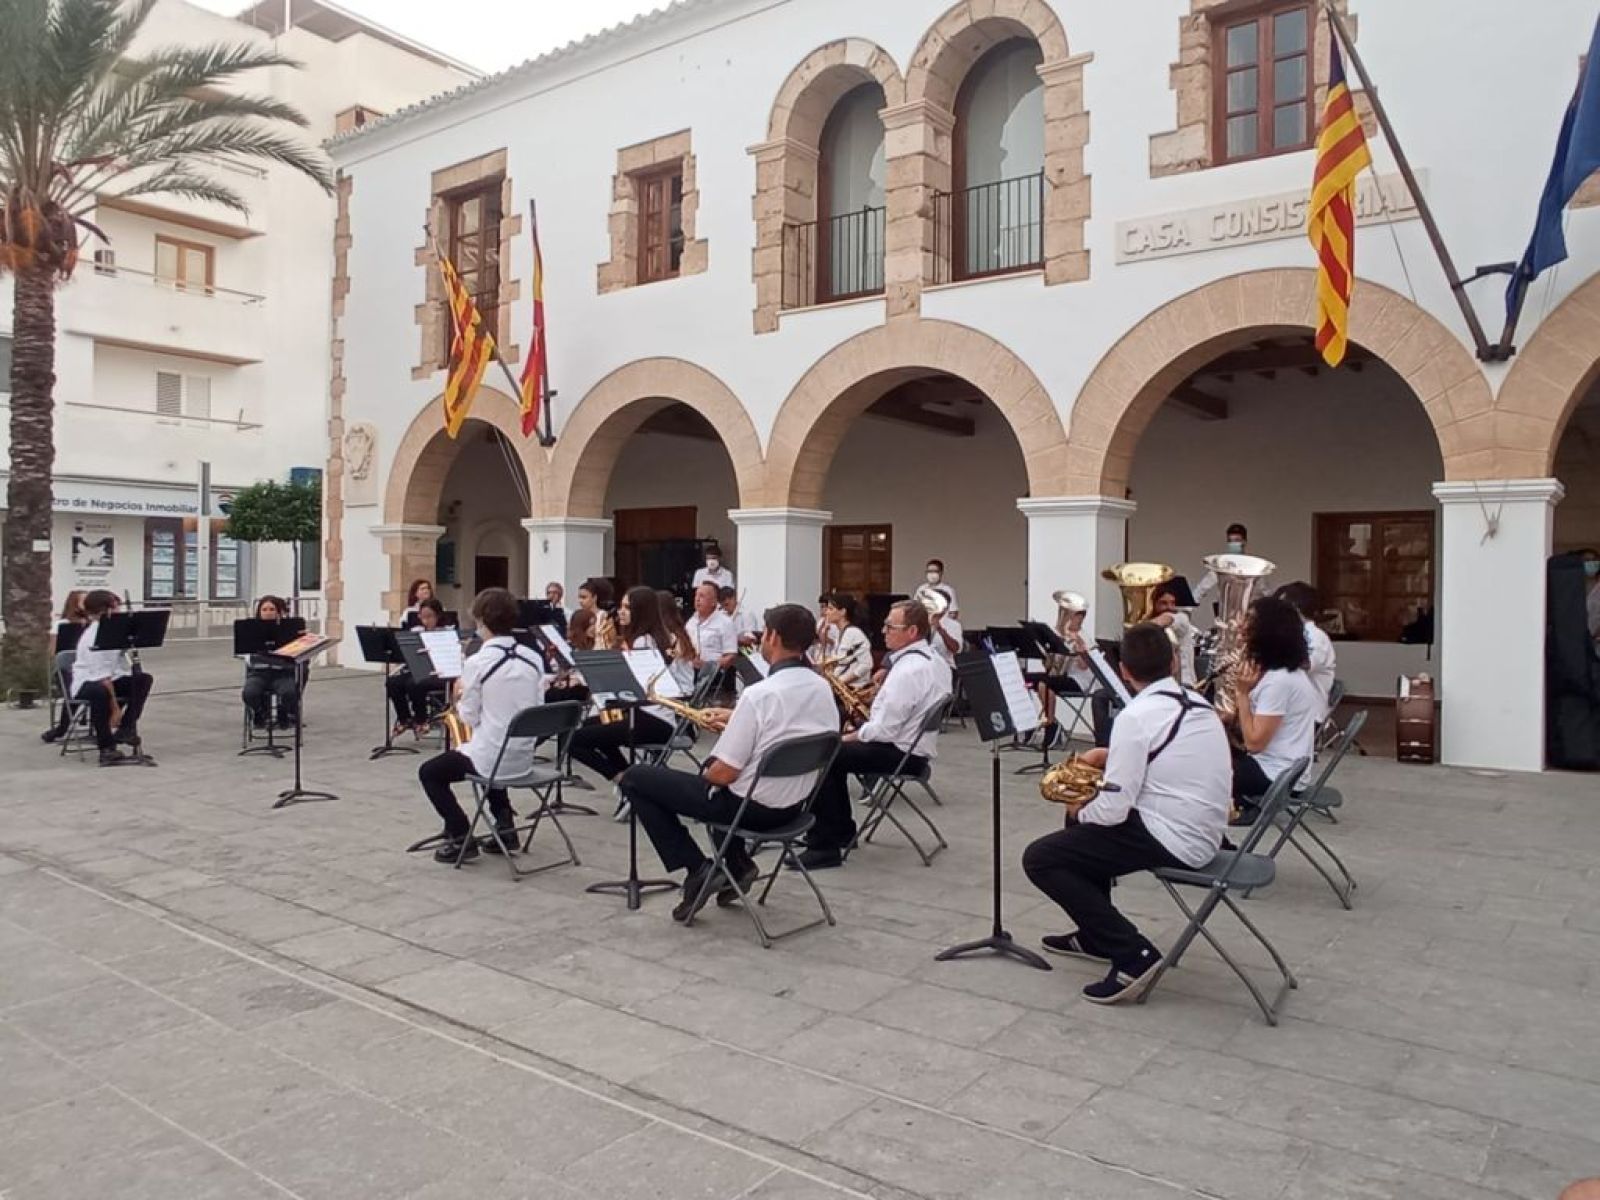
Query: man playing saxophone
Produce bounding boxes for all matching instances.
[1022,622,1230,1005]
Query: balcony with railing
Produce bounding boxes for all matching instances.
[63,264,267,365]
[780,204,886,311]
[933,171,1045,284]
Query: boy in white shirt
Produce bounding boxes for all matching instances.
[73,590,156,765]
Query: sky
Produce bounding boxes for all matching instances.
[185,0,664,74]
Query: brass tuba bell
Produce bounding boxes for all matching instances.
[1101,562,1175,627]
[912,583,951,616]
[1200,554,1276,718]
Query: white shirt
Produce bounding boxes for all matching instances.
[1304,620,1337,719]
[71,619,131,697]
[711,659,838,810]
[726,607,760,643]
[686,609,737,665]
[1249,668,1323,781]
[692,565,735,591]
[827,625,873,687]
[1077,678,1231,868]
[930,614,964,669]
[455,635,547,780]
[1059,624,1095,692]
[857,641,952,759]
[1168,612,1197,688]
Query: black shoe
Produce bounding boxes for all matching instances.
[480,827,520,855]
[41,728,61,744]
[98,746,126,766]
[672,862,716,923]
[252,712,269,729]
[1229,802,1261,828]
[791,847,843,872]
[1082,948,1164,1005]
[1041,932,1111,964]
[115,725,140,746]
[433,837,480,864]
[277,714,295,730]
[715,862,760,908]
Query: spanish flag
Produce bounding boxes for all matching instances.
[518,201,548,439]
[1307,38,1372,367]
[437,254,495,438]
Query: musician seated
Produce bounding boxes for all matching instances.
[617,603,837,923]
[543,606,594,707]
[415,588,546,863]
[41,589,88,744]
[402,577,436,627]
[74,589,155,766]
[720,586,759,648]
[800,599,952,870]
[386,598,451,736]
[1274,582,1336,720]
[241,595,300,729]
[1032,594,1094,747]
[543,580,568,633]
[568,586,694,805]
[1149,582,1198,687]
[1023,622,1230,1005]
[1228,596,1322,823]
[816,593,872,687]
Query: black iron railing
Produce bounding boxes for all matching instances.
[781,204,886,310]
[933,171,1045,283]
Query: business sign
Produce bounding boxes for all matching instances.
[51,478,200,517]
[1115,171,1422,265]
[68,518,116,587]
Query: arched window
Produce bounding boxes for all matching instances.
[819,82,887,300]
[952,39,1044,279]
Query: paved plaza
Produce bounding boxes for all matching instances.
[2,643,1598,1199]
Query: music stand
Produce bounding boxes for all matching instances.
[1020,619,1100,757]
[936,650,1050,972]
[89,610,169,767]
[985,626,1048,772]
[266,633,337,809]
[358,626,417,760]
[235,617,306,759]
[518,599,565,636]
[517,626,598,817]
[574,649,675,910]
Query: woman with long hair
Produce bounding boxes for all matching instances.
[241,595,302,728]
[1230,595,1323,820]
[386,598,452,735]
[815,593,872,687]
[41,591,91,742]
[403,579,435,625]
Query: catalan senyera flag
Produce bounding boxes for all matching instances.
[1307,38,1372,367]
[518,202,547,438]
[437,254,495,438]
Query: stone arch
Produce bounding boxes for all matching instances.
[1068,269,1510,495]
[752,40,905,333]
[383,385,539,527]
[906,0,1071,112]
[1496,268,1600,473]
[764,318,1068,508]
[543,358,764,518]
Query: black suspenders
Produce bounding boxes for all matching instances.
[1145,688,1214,764]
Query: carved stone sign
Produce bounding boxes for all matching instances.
[1115,171,1421,265]
[344,422,378,508]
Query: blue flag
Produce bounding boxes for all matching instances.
[1508,16,1600,322]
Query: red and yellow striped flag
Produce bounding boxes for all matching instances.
[1307,38,1372,367]
[517,202,547,439]
[437,254,495,438]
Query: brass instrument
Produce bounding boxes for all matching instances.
[1052,589,1087,614]
[1101,562,1175,627]
[1040,754,1108,812]
[431,702,472,748]
[819,664,875,727]
[644,671,726,732]
[1201,553,1277,719]
[912,583,951,616]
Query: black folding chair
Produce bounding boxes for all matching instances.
[1137,757,1310,1026]
[849,702,950,867]
[647,665,719,771]
[53,652,92,758]
[1259,711,1366,908]
[459,701,586,880]
[682,731,843,948]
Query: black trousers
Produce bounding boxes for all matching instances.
[619,764,800,875]
[81,673,154,750]
[1231,746,1272,802]
[809,741,923,853]
[1022,812,1184,971]
[243,668,298,723]
[386,670,444,724]
[568,711,675,781]
[419,749,512,839]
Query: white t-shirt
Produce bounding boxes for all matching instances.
[692,565,735,591]
[710,660,838,809]
[455,636,547,780]
[1304,621,1337,718]
[1249,668,1323,782]
[71,619,131,696]
[1078,678,1231,868]
[857,642,952,759]
[828,625,873,687]
[686,609,737,664]
[930,613,964,668]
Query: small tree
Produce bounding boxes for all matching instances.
[223,477,321,611]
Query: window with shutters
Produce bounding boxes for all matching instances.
[155,235,214,293]
[635,167,685,285]
[598,132,706,294]
[1313,511,1435,643]
[154,371,213,419]
[443,180,502,342]
[1214,3,1314,163]
[93,248,116,276]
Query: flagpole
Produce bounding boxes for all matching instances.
[532,198,558,449]
[1322,2,1499,361]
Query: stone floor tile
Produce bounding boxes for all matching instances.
[5,976,200,1058]
[493,995,703,1084]
[624,977,828,1052]
[856,980,1030,1049]
[0,1023,97,1120]
[1281,1144,1520,1200]
[939,1059,1100,1138]
[0,1087,179,1194]
[74,1019,284,1097]
[557,1122,775,1200]
[379,959,568,1030]
[101,938,245,986]
[1393,1048,1600,1144]
[152,960,337,1031]
[774,1014,995,1106]
[141,1052,352,1140]
[0,940,110,1010]
[1478,1123,1600,1200]
[978,1007,1168,1086]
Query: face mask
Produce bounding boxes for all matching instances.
[1226,540,1245,554]
[925,571,941,584]
[1586,560,1599,579]
[706,559,720,571]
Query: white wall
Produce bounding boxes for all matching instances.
[604,431,740,570]
[1129,364,1442,695]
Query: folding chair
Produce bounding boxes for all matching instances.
[53,652,92,758]
[681,730,842,947]
[850,702,950,867]
[647,665,718,771]
[239,664,290,759]
[1314,679,1348,759]
[1259,711,1365,909]
[457,701,586,880]
[1137,758,1310,1026]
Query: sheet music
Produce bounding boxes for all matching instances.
[421,629,464,679]
[992,651,1040,734]
[622,648,684,698]
[746,651,770,678]
[540,624,574,668]
[1087,646,1133,706]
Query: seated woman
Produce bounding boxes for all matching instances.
[543,606,594,707]
[241,595,301,728]
[386,598,451,735]
[402,578,435,627]
[1034,593,1095,747]
[1229,595,1324,822]
[41,590,89,744]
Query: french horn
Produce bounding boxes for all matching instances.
[1040,754,1107,812]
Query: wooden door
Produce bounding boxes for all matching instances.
[825,524,892,598]
[613,506,697,592]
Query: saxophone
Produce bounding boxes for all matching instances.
[818,660,875,727]
[644,669,725,731]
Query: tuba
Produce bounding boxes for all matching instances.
[1101,563,1174,627]
[1040,754,1108,811]
[912,584,951,616]
[1200,554,1276,719]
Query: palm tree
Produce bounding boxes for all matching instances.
[0,0,331,691]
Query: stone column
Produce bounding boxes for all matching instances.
[1432,479,1562,773]
[728,508,833,617]
[523,517,612,599]
[370,523,444,624]
[1017,497,1138,641]
[880,98,954,320]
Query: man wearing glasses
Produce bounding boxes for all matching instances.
[799,599,952,869]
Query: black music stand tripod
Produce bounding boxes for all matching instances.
[270,638,337,810]
[524,627,597,816]
[936,651,1051,972]
[89,610,169,768]
[359,626,419,761]
[235,617,305,760]
[575,650,675,911]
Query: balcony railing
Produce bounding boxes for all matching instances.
[89,263,265,305]
[781,204,886,310]
[933,171,1045,283]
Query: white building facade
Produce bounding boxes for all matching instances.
[327,0,1600,773]
[0,0,471,629]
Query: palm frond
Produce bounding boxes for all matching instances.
[104,166,248,214]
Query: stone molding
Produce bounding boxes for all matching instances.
[1432,479,1565,506]
[727,507,835,528]
[369,523,448,538]
[597,129,708,295]
[1017,496,1138,519]
[522,517,615,534]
